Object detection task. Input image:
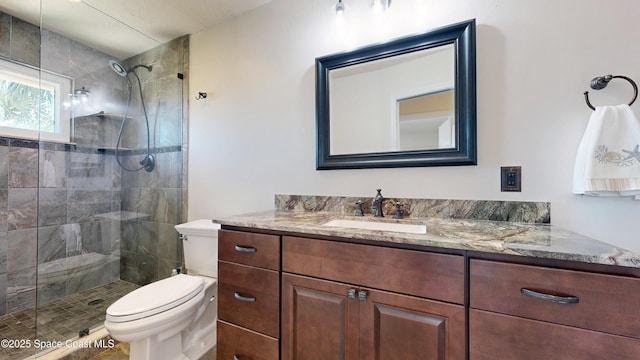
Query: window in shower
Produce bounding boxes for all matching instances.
[0,58,72,142]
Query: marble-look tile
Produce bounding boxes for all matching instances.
[37,225,66,264]
[40,28,71,76]
[120,188,141,214]
[120,250,158,286]
[8,147,38,188]
[109,220,121,254]
[0,145,8,189]
[39,149,68,188]
[67,189,119,223]
[67,153,108,186]
[0,189,7,232]
[79,220,112,254]
[69,40,114,87]
[0,273,6,316]
[138,188,181,224]
[37,277,66,306]
[7,188,37,230]
[7,228,37,272]
[65,261,111,294]
[0,12,10,59]
[0,231,6,274]
[6,267,36,313]
[121,220,158,256]
[9,16,40,67]
[158,222,181,262]
[158,258,182,280]
[275,194,551,224]
[38,189,68,226]
[122,151,182,189]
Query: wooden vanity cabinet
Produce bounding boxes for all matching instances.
[469,259,640,359]
[217,230,281,360]
[281,236,466,360]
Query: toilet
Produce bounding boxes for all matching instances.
[104,219,220,360]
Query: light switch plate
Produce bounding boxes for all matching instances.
[501,166,521,192]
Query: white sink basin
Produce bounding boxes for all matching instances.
[322,219,427,234]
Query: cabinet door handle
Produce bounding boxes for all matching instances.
[358,290,368,301]
[347,288,356,299]
[234,355,240,360]
[521,288,580,304]
[234,292,256,302]
[234,245,257,253]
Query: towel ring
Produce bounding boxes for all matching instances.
[584,75,638,111]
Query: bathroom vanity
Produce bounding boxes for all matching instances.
[214,200,640,359]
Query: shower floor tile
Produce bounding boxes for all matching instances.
[0,280,139,360]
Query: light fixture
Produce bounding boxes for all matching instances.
[74,87,90,103]
[334,0,392,20]
[371,0,391,13]
[335,0,346,16]
[64,87,90,108]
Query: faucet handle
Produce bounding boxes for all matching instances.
[393,202,403,219]
[355,200,364,216]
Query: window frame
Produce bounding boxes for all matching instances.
[0,58,72,143]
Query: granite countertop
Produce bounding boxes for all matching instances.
[212,210,640,269]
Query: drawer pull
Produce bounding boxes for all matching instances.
[521,288,580,304]
[234,355,240,360]
[234,245,257,253]
[234,291,257,302]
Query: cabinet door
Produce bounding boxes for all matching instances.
[281,273,359,360]
[359,288,466,360]
[470,309,640,360]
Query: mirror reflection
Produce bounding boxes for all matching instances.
[397,87,455,151]
[330,44,455,155]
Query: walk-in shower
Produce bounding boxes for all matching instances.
[0,10,187,357]
[109,59,156,172]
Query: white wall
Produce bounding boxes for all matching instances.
[188,0,640,253]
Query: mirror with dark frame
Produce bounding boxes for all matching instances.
[316,19,476,170]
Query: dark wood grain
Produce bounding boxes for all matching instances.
[470,309,640,359]
[281,273,359,360]
[470,259,640,339]
[218,230,280,270]
[360,287,466,360]
[217,320,278,360]
[218,261,280,337]
[282,236,464,304]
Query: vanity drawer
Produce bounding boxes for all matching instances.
[470,309,640,359]
[470,259,640,338]
[218,261,280,337]
[218,320,279,360]
[282,236,464,304]
[218,230,280,270]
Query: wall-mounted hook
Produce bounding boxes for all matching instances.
[195,92,207,100]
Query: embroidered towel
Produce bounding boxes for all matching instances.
[573,104,640,196]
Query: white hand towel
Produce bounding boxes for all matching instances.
[573,104,640,197]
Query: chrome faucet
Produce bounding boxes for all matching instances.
[371,189,384,218]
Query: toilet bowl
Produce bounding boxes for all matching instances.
[105,219,220,360]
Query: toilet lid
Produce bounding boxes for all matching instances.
[106,274,204,322]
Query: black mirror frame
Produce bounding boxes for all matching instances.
[316,19,476,170]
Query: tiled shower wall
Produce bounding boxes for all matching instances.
[0,11,187,316]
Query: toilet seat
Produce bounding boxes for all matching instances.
[106,274,204,323]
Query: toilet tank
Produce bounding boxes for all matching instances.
[175,219,221,278]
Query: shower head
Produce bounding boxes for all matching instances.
[109,60,128,77]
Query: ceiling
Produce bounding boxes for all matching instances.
[0,0,272,59]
